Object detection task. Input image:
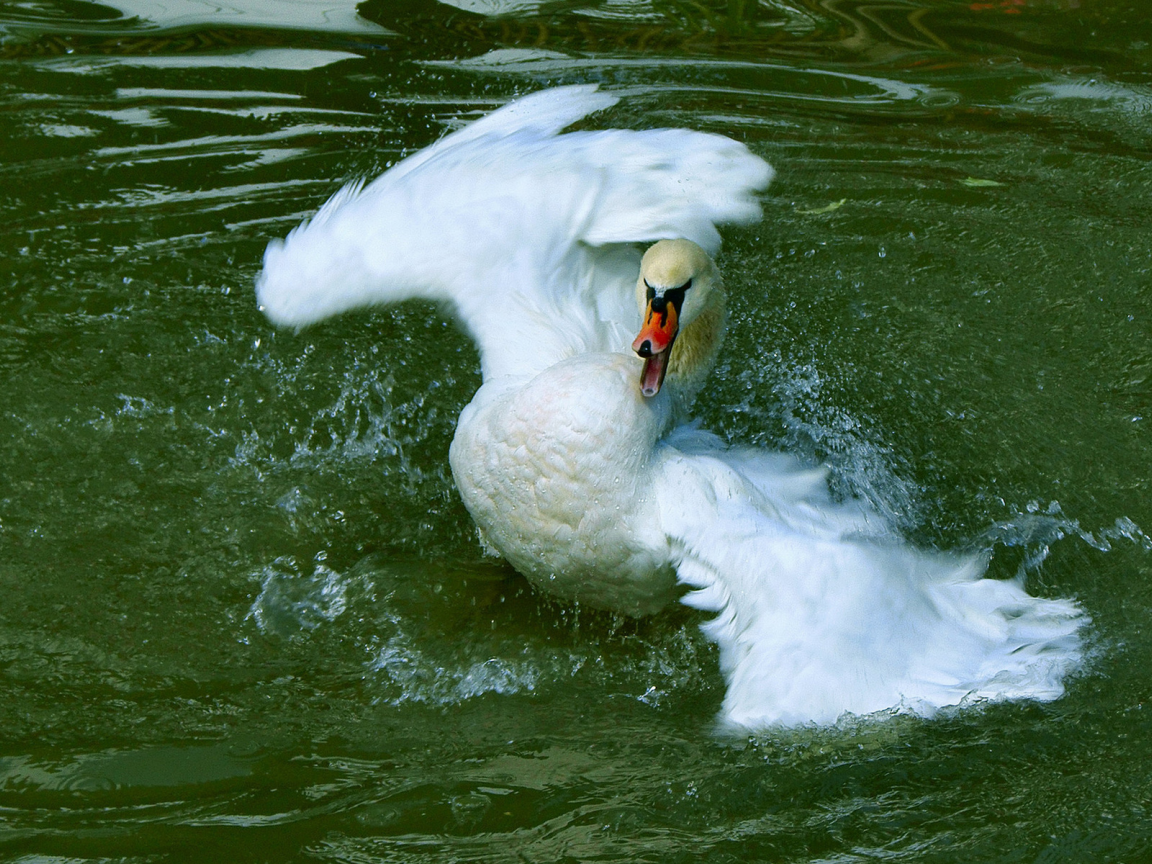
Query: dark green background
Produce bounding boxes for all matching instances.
[1,0,1150,860]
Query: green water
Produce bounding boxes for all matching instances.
[2,0,1151,860]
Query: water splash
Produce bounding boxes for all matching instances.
[225,359,445,491]
[247,556,370,638]
[369,629,562,705]
[983,501,1152,579]
[725,351,924,533]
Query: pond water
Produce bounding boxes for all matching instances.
[2,0,1151,860]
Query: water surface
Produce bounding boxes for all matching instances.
[2,0,1151,860]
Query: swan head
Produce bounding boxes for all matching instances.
[632,239,723,398]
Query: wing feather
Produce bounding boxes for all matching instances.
[655,435,1087,728]
[256,85,772,382]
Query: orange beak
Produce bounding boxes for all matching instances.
[632,297,680,397]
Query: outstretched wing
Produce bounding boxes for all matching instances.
[655,429,1086,728]
[256,85,773,382]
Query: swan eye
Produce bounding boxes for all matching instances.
[643,279,690,310]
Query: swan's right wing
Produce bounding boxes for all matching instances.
[655,434,1087,729]
[256,86,772,382]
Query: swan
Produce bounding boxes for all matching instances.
[255,85,1086,728]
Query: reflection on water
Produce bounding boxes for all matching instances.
[41,46,366,70]
[427,48,958,109]
[3,0,387,33]
[1,0,1151,860]
[2,744,253,791]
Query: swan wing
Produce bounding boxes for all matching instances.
[655,431,1087,728]
[256,85,773,381]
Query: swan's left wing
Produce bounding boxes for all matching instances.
[654,431,1087,728]
[256,86,773,382]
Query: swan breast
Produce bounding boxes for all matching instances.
[449,352,677,615]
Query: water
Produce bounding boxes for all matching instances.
[1,0,1151,860]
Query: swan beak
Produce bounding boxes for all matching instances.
[632,298,680,398]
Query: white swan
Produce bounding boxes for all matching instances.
[256,85,1086,728]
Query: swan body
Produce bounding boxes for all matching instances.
[257,86,1086,728]
[452,351,677,616]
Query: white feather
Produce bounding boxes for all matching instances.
[257,86,1084,730]
[256,84,772,382]
[655,432,1084,727]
